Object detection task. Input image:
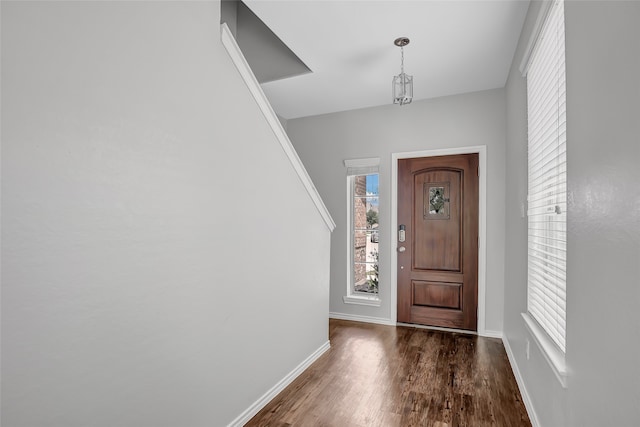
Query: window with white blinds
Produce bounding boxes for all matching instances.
[526,0,567,353]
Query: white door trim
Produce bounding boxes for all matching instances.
[391,146,488,335]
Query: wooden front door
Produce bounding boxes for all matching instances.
[397,154,479,331]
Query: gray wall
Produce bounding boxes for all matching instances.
[287,89,507,333]
[1,2,331,426]
[504,1,640,426]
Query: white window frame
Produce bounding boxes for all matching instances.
[521,0,568,388]
[343,158,381,306]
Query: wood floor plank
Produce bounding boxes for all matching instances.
[246,320,530,427]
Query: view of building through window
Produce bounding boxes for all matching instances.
[353,174,379,294]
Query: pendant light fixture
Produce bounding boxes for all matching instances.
[392,37,413,106]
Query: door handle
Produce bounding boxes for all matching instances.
[397,246,406,253]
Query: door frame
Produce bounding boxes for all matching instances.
[391,146,489,335]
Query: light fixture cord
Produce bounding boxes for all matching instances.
[401,46,405,74]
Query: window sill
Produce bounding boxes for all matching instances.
[521,312,568,388]
[343,294,381,307]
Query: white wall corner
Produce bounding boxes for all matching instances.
[226,340,331,427]
[502,336,541,427]
[220,23,335,232]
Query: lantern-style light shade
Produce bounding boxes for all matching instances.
[392,37,413,106]
[393,73,413,105]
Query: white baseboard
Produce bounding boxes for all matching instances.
[226,340,331,427]
[502,335,540,427]
[480,329,503,339]
[329,312,395,326]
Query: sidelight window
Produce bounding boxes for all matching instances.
[344,158,380,305]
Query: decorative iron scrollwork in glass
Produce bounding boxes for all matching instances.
[424,182,450,220]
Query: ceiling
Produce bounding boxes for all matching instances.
[243,0,530,120]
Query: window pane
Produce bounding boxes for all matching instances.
[354,262,378,294]
[350,172,379,296]
[354,174,379,196]
[353,229,378,294]
[354,230,368,263]
[354,175,367,196]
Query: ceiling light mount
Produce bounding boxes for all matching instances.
[392,37,413,106]
[394,37,410,47]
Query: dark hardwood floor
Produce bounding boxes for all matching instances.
[246,319,531,427]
